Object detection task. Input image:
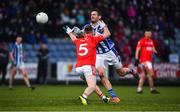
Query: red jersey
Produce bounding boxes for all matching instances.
[136,37,155,63]
[73,35,104,67]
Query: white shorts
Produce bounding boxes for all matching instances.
[15,63,25,69]
[76,65,96,78]
[140,61,153,70]
[96,50,122,69]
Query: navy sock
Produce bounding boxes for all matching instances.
[108,89,117,98]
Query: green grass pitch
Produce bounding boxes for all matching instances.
[0,85,180,111]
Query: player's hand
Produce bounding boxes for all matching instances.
[72,27,83,36]
[62,26,72,34]
[135,59,139,67]
[154,51,158,54]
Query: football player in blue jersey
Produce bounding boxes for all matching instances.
[84,9,139,103]
[9,36,35,90]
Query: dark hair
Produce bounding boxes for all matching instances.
[84,25,93,34]
[144,26,152,32]
[90,8,102,16]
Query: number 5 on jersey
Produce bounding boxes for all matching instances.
[78,43,88,56]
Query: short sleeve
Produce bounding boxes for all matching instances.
[11,44,16,53]
[73,39,78,45]
[136,40,142,50]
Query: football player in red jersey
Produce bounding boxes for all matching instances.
[63,24,110,105]
[135,29,159,94]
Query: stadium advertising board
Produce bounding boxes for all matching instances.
[116,63,180,79]
[154,63,180,78]
[57,61,80,81]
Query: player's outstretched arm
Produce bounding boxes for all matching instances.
[63,26,77,41]
[101,21,111,38]
[68,33,77,41]
[103,25,111,38]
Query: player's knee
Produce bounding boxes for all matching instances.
[11,71,16,77]
[97,68,105,77]
[99,72,104,77]
[149,73,154,78]
[140,74,146,80]
[21,69,27,75]
[89,85,96,91]
[22,73,28,78]
[148,73,154,78]
[116,68,125,76]
[23,74,27,78]
[149,70,154,76]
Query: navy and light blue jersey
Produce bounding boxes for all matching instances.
[84,21,115,54]
[11,43,23,64]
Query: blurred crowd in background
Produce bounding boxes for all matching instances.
[0,0,180,63]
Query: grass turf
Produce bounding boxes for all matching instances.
[0,85,180,111]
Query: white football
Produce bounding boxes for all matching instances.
[36,12,48,24]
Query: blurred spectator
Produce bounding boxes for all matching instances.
[114,21,125,44]
[0,42,9,85]
[36,32,48,44]
[127,5,137,19]
[76,10,85,26]
[40,34,48,44]
[26,31,36,44]
[36,43,49,84]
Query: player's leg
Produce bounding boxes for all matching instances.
[116,67,138,79]
[96,56,120,103]
[36,63,41,84]
[19,68,30,87]
[97,67,113,91]
[144,62,159,94]
[19,66,35,90]
[106,50,138,79]
[79,72,110,103]
[147,69,155,91]
[82,66,96,98]
[137,66,146,93]
[95,85,110,103]
[79,66,96,105]
[82,74,96,97]
[42,62,48,84]
[9,66,17,89]
[114,57,139,79]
